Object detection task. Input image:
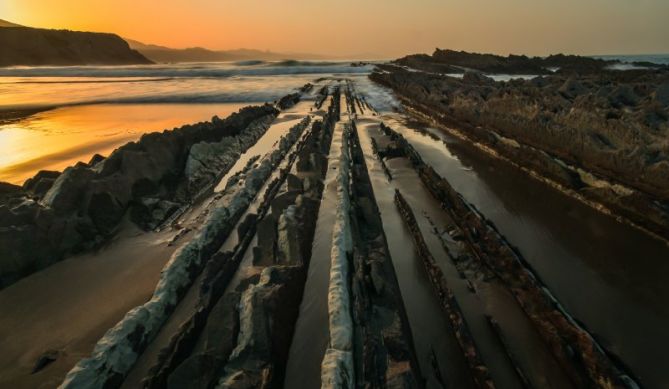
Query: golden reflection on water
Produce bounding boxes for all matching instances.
[0,103,247,185]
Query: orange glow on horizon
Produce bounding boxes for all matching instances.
[3,0,669,57]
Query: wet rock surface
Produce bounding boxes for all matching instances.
[382,122,638,388]
[372,53,669,239]
[277,93,301,110]
[31,349,60,374]
[123,93,337,389]
[344,121,421,388]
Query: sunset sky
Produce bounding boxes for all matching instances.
[2,0,668,58]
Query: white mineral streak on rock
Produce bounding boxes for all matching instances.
[277,204,300,265]
[321,124,354,389]
[59,116,309,389]
[185,115,275,184]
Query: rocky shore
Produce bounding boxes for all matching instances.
[0,99,297,289]
[371,50,669,240]
[3,75,667,388]
[321,89,421,388]
[379,122,638,388]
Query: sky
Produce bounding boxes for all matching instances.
[2,0,668,58]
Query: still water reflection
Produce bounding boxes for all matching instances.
[0,103,248,184]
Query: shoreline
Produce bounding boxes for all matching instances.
[0,107,50,125]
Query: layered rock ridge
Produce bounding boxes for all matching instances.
[371,52,669,240]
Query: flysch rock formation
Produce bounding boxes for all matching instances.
[345,120,420,388]
[137,113,321,389]
[322,90,421,388]
[379,122,639,389]
[321,121,355,388]
[394,189,494,389]
[3,71,666,389]
[372,52,669,241]
[213,116,329,389]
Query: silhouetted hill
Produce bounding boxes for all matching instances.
[125,38,329,63]
[0,23,152,66]
[0,18,23,27]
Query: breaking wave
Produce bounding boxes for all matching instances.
[271,60,341,67]
[0,61,379,112]
[0,61,374,78]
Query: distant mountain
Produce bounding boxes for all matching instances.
[0,20,152,66]
[125,38,330,63]
[0,19,23,27]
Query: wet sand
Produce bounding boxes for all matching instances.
[0,222,178,388]
[122,93,324,388]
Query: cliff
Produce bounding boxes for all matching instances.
[0,26,152,66]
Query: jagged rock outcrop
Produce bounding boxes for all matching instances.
[138,105,335,389]
[0,104,278,289]
[346,123,421,387]
[277,93,301,110]
[212,107,335,389]
[183,114,276,200]
[322,121,421,388]
[22,170,61,198]
[321,124,356,389]
[215,265,306,388]
[394,49,667,76]
[166,293,240,389]
[371,61,669,238]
